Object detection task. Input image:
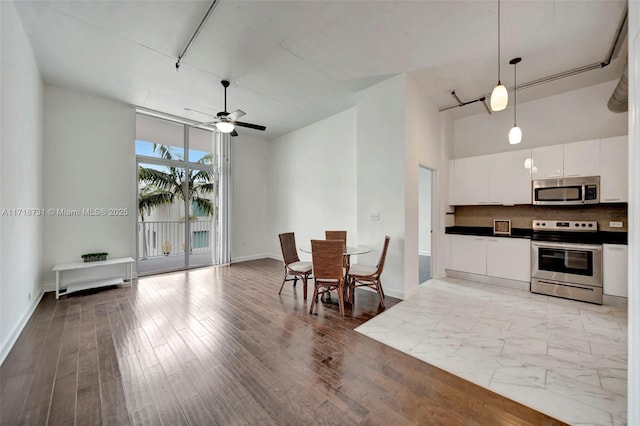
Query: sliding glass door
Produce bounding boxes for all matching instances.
[136,114,226,275]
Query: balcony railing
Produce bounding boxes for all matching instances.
[138,220,215,259]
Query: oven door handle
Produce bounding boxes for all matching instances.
[531,241,603,251]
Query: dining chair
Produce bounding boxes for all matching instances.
[347,235,390,309]
[278,232,312,300]
[325,230,349,269]
[325,230,347,244]
[309,239,346,315]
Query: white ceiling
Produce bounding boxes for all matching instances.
[13,0,627,140]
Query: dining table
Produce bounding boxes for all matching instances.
[299,244,371,281]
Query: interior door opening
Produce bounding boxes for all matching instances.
[419,166,433,284]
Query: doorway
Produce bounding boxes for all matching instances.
[419,166,433,283]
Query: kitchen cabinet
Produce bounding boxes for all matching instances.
[453,149,531,205]
[531,145,563,179]
[531,139,600,180]
[600,135,628,203]
[448,234,530,283]
[563,139,600,178]
[486,238,531,282]
[488,149,532,204]
[448,234,487,275]
[453,155,489,205]
[603,244,627,297]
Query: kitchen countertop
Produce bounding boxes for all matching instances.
[445,226,627,245]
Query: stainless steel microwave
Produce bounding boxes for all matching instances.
[532,176,600,205]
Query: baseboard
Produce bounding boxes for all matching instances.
[0,290,44,367]
[231,254,270,263]
[603,294,628,307]
[445,269,530,291]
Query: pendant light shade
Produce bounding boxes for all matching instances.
[509,57,522,145]
[491,84,508,111]
[216,121,235,133]
[509,126,522,144]
[490,0,508,112]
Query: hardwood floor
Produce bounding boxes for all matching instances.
[0,259,565,425]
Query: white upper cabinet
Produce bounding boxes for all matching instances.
[531,139,600,180]
[489,149,532,205]
[563,139,600,178]
[453,137,627,205]
[531,145,563,179]
[453,155,490,205]
[453,150,531,205]
[600,135,628,203]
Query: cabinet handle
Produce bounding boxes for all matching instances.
[475,238,485,241]
[604,198,620,201]
[548,174,562,178]
[607,246,624,251]
[488,238,499,242]
[565,173,580,177]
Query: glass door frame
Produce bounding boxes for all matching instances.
[135,114,223,276]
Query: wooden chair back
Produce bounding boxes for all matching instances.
[279,232,300,266]
[376,236,391,274]
[325,230,347,245]
[311,239,344,280]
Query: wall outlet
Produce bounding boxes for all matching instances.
[609,221,624,228]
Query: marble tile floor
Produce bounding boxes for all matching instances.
[355,277,627,426]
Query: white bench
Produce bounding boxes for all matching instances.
[52,256,135,299]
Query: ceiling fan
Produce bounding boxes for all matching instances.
[188,80,266,137]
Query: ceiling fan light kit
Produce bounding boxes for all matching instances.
[192,80,266,137]
[216,121,235,133]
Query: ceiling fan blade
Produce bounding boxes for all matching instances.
[195,119,219,126]
[230,129,239,137]
[227,109,246,121]
[233,121,266,131]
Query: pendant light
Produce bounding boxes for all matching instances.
[508,57,522,144]
[490,0,508,111]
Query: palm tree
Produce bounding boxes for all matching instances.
[138,144,215,258]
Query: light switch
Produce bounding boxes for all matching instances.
[609,221,623,228]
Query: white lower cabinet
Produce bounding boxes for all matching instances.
[486,238,531,282]
[448,234,530,282]
[603,244,628,297]
[449,234,487,275]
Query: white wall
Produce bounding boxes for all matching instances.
[232,133,270,261]
[0,1,44,363]
[403,74,442,297]
[454,79,628,158]
[355,75,406,298]
[268,107,357,261]
[42,86,136,286]
[627,2,639,423]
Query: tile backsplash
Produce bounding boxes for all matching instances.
[453,203,628,232]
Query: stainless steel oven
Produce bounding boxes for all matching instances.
[531,220,603,304]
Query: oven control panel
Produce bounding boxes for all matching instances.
[532,220,598,232]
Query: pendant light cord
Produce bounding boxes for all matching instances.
[497,0,501,83]
[513,62,517,125]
